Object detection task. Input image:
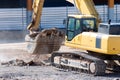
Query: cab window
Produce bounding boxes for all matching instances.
[82,19,96,31]
[68,18,75,31]
[75,20,81,30]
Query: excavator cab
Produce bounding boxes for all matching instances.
[66,15,97,41]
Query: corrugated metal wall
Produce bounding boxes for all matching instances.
[0,5,120,30]
[41,7,78,29]
[96,4,120,22]
[41,5,120,29]
[0,8,26,30]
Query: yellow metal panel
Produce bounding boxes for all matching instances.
[81,32,96,48]
[68,15,96,19]
[100,34,108,51]
[107,36,120,54]
[74,0,98,19]
[100,35,120,54]
[65,32,120,55]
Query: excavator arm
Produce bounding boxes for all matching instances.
[25,0,64,54]
[27,0,44,32]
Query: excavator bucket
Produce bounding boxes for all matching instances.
[25,28,64,65]
[25,28,65,54]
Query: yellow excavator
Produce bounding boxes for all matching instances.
[25,0,120,76]
[51,0,120,76]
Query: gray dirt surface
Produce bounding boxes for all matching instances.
[0,42,120,80]
[0,66,120,80]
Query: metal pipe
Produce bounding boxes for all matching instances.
[108,0,114,22]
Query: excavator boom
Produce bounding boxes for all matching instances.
[67,0,101,24]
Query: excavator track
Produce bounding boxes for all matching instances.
[51,51,106,76]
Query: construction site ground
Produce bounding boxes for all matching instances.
[0,31,120,80]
